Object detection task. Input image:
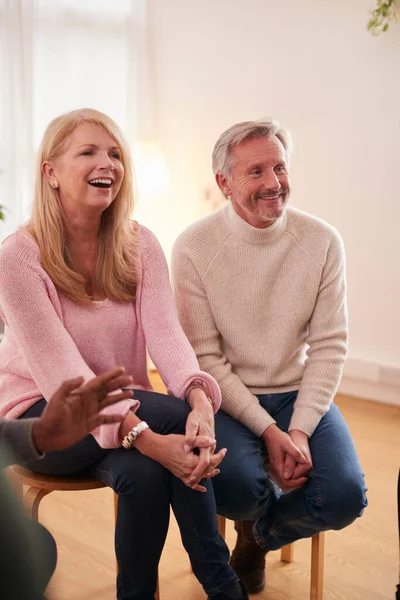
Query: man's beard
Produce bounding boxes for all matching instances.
[248,188,289,221]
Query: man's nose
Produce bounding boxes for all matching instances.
[262,169,280,190]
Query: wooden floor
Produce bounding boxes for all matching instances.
[37,375,399,600]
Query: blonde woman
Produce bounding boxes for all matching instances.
[0,109,248,600]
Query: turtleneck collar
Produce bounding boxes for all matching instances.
[223,201,287,245]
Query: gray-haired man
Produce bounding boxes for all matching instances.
[172,119,367,593]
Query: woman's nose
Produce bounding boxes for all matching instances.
[98,153,114,170]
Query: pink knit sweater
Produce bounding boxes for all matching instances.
[0,225,221,448]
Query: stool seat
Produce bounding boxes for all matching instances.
[7,465,160,600]
[8,464,106,491]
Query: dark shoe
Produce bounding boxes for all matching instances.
[229,520,267,594]
[207,579,248,599]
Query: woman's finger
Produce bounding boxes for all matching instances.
[202,468,220,480]
[187,447,211,483]
[210,448,227,468]
[192,435,217,448]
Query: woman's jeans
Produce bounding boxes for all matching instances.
[20,390,237,600]
[212,391,368,551]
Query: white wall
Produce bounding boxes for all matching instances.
[143,0,400,402]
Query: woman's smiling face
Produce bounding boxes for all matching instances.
[43,122,125,216]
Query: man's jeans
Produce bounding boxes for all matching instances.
[212,391,368,551]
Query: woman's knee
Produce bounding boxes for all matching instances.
[134,390,191,435]
[106,451,170,498]
[213,465,271,521]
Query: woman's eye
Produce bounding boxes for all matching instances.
[111,153,121,160]
[81,151,93,156]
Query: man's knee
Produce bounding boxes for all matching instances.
[319,474,367,530]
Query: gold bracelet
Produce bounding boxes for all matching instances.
[121,421,149,449]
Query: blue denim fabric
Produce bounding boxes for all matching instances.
[20,391,237,600]
[213,390,367,551]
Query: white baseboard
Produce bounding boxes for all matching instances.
[338,377,400,406]
[339,356,400,406]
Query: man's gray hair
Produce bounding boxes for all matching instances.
[212,118,293,178]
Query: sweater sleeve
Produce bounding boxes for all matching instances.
[289,231,348,436]
[0,236,135,449]
[138,227,221,410]
[171,238,275,436]
[0,417,43,469]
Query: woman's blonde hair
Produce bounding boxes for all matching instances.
[27,108,140,304]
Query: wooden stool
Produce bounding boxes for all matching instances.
[216,515,325,600]
[8,465,160,600]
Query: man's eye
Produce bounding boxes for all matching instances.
[251,169,262,176]
[275,165,286,173]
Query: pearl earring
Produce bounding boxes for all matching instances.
[52,182,59,189]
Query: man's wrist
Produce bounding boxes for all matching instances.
[261,423,278,443]
[289,428,309,440]
[31,419,51,454]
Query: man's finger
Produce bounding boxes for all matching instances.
[58,376,85,398]
[286,443,307,464]
[99,390,134,409]
[280,476,308,491]
[79,367,126,393]
[102,374,133,394]
[292,461,313,480]
[95,414,125,426]
[283,454,296,480]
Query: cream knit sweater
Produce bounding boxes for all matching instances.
[172,202,348,438]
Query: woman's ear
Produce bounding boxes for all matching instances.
[42,161,59,189]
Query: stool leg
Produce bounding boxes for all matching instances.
[114,492,160,600]
[23,487,51,521]
[281,543,294,563]
[217,515,226,540]
[310,532,324,600]
[12,479,24,499]
[114,493,119,575]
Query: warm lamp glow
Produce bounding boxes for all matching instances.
[133,140,171,199]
